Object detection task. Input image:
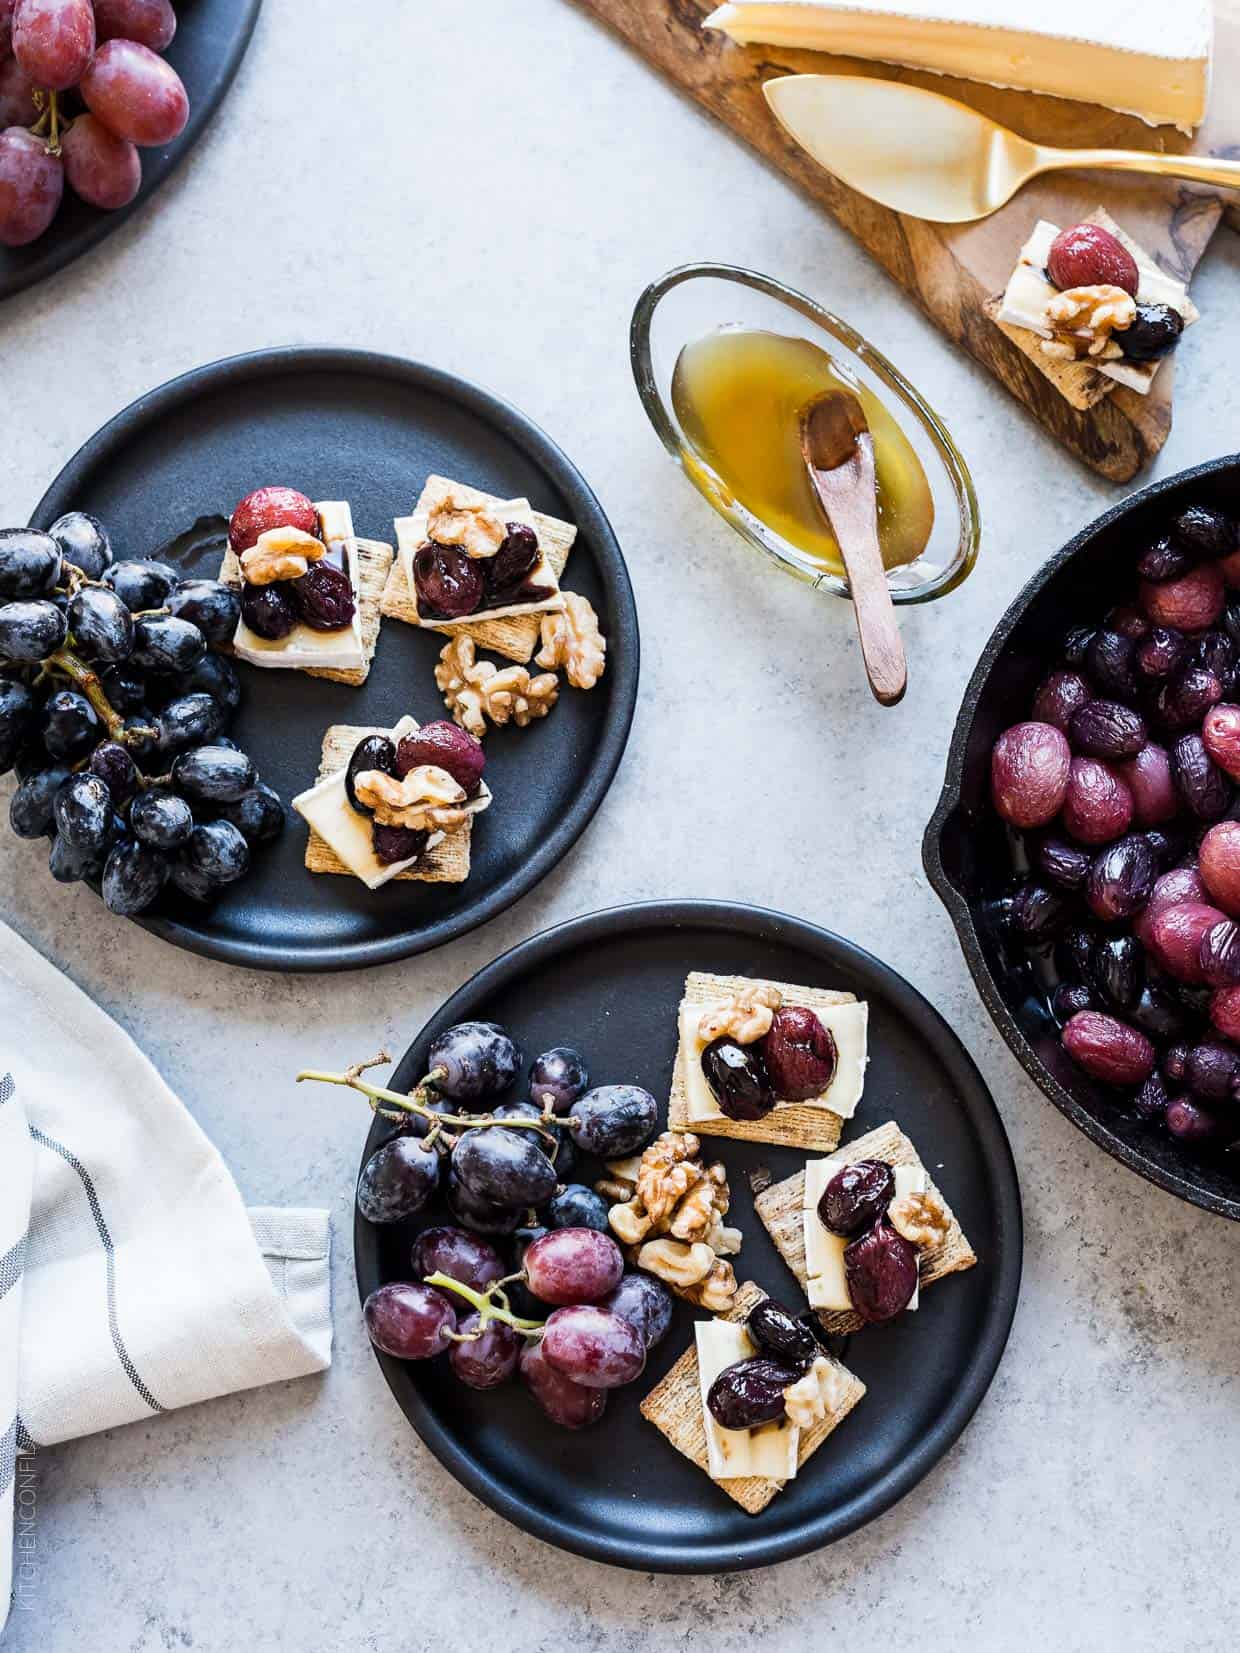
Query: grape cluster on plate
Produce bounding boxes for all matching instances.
[990,499,1240,1147]
[0,0,188,247]
[328,1023,678,1429]
[1,512,285,916]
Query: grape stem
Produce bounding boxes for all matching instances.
[30,89,62,154]
[44,646,155,749]
[295,1051,559,1140]
[424,1271,544,1339]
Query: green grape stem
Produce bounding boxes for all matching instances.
[295,1052,559,1141]
[424,1272,544,1340]
[44,646,155,749]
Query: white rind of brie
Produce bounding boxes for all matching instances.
[292,715,491,890]
[997,220,1198,395]
[803,1155,926,1312]
[395,498,565,626]
[696,1319,799,1481]
[680,998,868,1124]
[703,1,1213,133]
[231,499,367,671]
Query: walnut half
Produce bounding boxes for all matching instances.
[426,492,507,559]
[435,636,558,739]
[697,984,782,1047]
[240,525,326,586]
[1043,283,1136,359]
[782,1355,851,1428]
[888,1186,950,1250]
[352,765,468,833]
[536,592,606,690]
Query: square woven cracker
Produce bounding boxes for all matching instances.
[302,723,474,884]
[379,474,577,664]
[219,536,393,687]
[754,1120,977,1337]
[668,971,855,1151]
[639,1279,865,1515]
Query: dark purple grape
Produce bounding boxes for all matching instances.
[1009,880,1073,943]
[1172,734,1232,820]
[167,579,241,644]
[0,528,61,597]
[363,1281,456,1360]
[763,1005,837,1099]
[156,692,225,755]
[101,839,167,915]
[356,1136,440,1224]
[87,740,136,802]
[1199,920,1240,988]
[1057,925,1098,982]
[546,1184,609,1232]
[1106,605,1149,642]
[9,765,71,837]
[290,561,356,630]
[185,819,249,885]
[818,1158,894,1237]
[240,580,297,641]
[599,1271,673,1352]
[484,523,540,598]
[41,688,99,759]
[1086,630,1138,701]
[1188,631,1236,680]
[67,585,133,663]
[450,1314,521,1390]
[1174,504,1235,558]
[1089,934,1144,1012]
[529,1046,589,1115]
[844,1220,920,1324]
[171,744,256,805]
[1120,304,1183,363]
[453,1126,558,1209]
[542,1305,645,1388]
[99,663,146,711]
[1051,982,1094,1022]
[48,831,106,884]
[395,720,486,794]
[1129,983,1190,1042]
[427,1021,523,1104]
[1137,538,1193,584]
[0,676,34,773]
[48,511,111,579]
[707,1356,798,1429]
[1183,1041,1240,1102]
[523,1228,623,1306]
[1036,836,1091,891]
[0,599,66,662]
[1133,1073,1171,1121]
[167,850,218,904]
[746,1299,817,1371]
[1154,668,1223,730]
[1085,836,1156,924]
[1165,1097,1221,1142]
[1069,700,1146,759]
[413,542,484,619]
[1135,626,1186,679]
[567,1084,658,1155]
[177,650,241,715]
[445,1164,524,1236]
[519,1339,607,1429]
[130,614,205,674]
[700,1037,775,1118]
[103,558,177,611]
[372,823,429,865]
[54,772,111,851]
[1062,627,1096,669]
[410,1225,506,1293]
[219,783,285,846]
[1163,1043,1191,1084]
[130,788,193,849]
[1032,669,1092,731]
[345,734,397,816]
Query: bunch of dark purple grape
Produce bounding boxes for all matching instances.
[1,513,284,917]
[989,498,1240,1148]
[317,1023,673,1429]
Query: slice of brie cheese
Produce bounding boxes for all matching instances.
[997,220,1198,395]
[232,499,367,671]
[395,498,565,626]
[292,714,490,890]
[803,1156,928,1312]
[695,1319,799,1481]
[703,1,1213,133]
[680,998,868,1124]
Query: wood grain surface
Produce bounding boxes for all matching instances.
[574,0,1240,481]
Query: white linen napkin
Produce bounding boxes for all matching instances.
[0,920,333,1633]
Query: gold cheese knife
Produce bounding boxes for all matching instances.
[764,74,1240,223]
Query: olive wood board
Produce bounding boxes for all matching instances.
[571,0,1240,481]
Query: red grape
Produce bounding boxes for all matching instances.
[518,1339,607,1429]
[0,126,62,245]
[362,1281,456,1360]
[523,1228,623,1306]
[61,111,139,208]
[0,55,36,126]
[228,486,317,554]
[541,1306,646,1388]
[92,0,175,49]
[409,1225,506,1295]
[80,37,187,147]
[449,1313,520,1390]
[0,0,15,58]
[12,0,93,90]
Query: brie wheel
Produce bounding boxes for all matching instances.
[395,497,565,626]
[680,998,867,1124]
[695,1319,799,1481]
[803,1155,927,1312]
[231,499,367,671]
[292,715,491,890]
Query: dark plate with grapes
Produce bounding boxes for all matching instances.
[0,0,261,299]
[345,901,1021,1573]
[11,346,637,968]
[924,453,1240,1222]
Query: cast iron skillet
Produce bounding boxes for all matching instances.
[924,455,1240,1221]
[353,900,1022,1573]
[30,347,639,971]
[1,0,262,301]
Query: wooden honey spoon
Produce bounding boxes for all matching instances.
[800,388,907,707]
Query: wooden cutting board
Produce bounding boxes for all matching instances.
[573,0,1240,482]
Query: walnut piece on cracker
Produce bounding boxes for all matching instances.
[697,984,782,1047]
[240,525,326,585]
[783,1355,850,1429]
[535,592,606,689]
[426,491,506,559]
[435,635,558,737]
[353,764,468,833]
[605,1133,740,1308]
[1043,283,1135,359]
[888,1186,951,1250]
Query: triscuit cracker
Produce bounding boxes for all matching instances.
[668,971,855,1151]
[380,474,577,664]
[303,723,473,884]
[639,1280,865,1516]
[754,1120,977,1337]
[218,536,393,687]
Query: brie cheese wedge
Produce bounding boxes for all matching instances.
[695,1319,799,1481]
[804,1156,927,1312]
[292,715,491,890]
[396,497,565,626]
[231,499,367,671]
[680,998,867,1124]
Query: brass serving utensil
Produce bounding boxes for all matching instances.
[764,74,1240,223]
[800,388,906,706]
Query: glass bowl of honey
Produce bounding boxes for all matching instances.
[631,263,979,603]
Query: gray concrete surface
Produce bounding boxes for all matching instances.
[3,1,1240,1647]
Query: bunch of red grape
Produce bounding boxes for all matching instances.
[0,0,188,247]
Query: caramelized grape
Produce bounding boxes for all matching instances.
[1032,669,1091,731]
[1062,757,1133,845]
[1140,563,1225,632]
[1061,1010,1155,1085]
[413,542,484,619]
[240,580,297,640]
[1089,934,1144,1013]
[1183,1040,1240,1102]
[818,1158,894,1236]
[707,1356,798,1429]
[1069,700,1145,760]
[1085,835,1155,923]
[1147,902,1228,985]
[1198,821,1240,916]
[761,1005,837,1098]
[746,1299,817,1370]
[228,486,317,553]
[1171,733,1232,820]
[485,523,540,598]
[700,1037,774,1119]
[843,1221,919,1323]
[395,720,486,793]
[1119,743,1177,826]
[990,721,1071,828]
[290,560,355,630]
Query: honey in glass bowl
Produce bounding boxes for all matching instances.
[671,326,935,576]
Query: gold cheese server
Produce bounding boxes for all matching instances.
[764,74,1240,224]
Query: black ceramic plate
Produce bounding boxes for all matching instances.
[353,901,1022,1572]
[1,0,262,300]
[30,348,639,970]
[923,454,1240,1221]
